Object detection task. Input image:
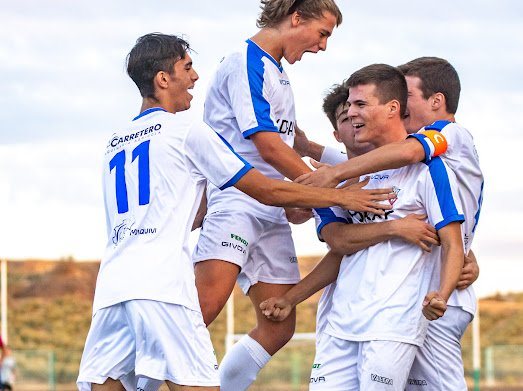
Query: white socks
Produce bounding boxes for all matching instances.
[219,335,271,391]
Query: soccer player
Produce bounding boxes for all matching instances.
[192,1,346,390]
[295,82,440,342]
[297,57,483,390]
[76,33,392,391]
[400,57,484,391]
[262,64,465,390]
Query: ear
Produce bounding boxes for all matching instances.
[333,130,342,143]
[431,92,445,111]
[290,11,302,27]
[388,100,401,118]
[155,71,170,90]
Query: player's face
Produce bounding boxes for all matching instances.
[347,84,390,147]
[334,103,374,157]
[284,11,337,64]
[403,75,434,133]
[169,53,199,113]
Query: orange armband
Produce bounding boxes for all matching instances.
[419,130,448,157]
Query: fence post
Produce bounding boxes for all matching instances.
[484,346,494,387]
[48,350,56,391]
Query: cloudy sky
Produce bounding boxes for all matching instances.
[0,0,521,297]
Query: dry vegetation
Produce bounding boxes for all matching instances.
[4,257,523,387]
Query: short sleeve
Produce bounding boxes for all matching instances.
[184,122,253,189]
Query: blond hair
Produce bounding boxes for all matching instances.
[257,0,342,28]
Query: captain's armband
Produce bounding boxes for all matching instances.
[408,131,448,163]
[420,130,448,157]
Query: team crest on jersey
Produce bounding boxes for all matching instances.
[389,186,401,205]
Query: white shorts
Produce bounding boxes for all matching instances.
[407,305,472,390]
[77,300,219,390]
[310,333,418,391]
[192,210,299,293]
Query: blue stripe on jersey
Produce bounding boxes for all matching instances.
[425,157,465,230]
[424,120,451,132]
[314,207,350,242]
[472,180,484,233]
[213,131,253,190]
[132,107,167,121]
[408,133,432,163]
[243,39,280,138]
[214,131,251,167]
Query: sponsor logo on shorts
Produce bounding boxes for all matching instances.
[289,256,298,264]
[311,363,321,369]
[222,242,247,254]
[310,376,326,383]
[230,233,248,246]
[408,378,428,386]
[279,79,290,86]
[371,373,393,386]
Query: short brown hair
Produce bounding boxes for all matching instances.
[346,64,408,118]
[257,0,342,28]
[322,81,348,130]
[398,57,461,114]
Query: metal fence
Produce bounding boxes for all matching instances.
[8,345,523,390]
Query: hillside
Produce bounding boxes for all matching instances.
[3,257,523,385]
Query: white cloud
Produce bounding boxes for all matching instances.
[0,0,521,296]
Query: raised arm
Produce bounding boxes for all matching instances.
[298,137,426,188]
[234,169,393,214]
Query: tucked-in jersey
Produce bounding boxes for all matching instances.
[409,121,484,315]
[93,108,252,314]
[204,39,296,223]
[315,158,464,346]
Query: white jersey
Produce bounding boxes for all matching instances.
[315,158,464,346]
[93,108,252,314]
[409,121,484,315]
[204,39,296,223]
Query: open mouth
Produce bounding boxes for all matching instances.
[353,123,364,129]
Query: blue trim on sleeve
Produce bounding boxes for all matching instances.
[408,133,431,163]
[243,125,280,139]
[245,40,280,138]
[220,165,253,190]
[425,157,464,229]
[212,130,253,189]
[214,131,250,166]
[424,120,451,132]
[132,107,166,121]
[472,181,484,233]
[314,207,349,242]
[435,214,465,230]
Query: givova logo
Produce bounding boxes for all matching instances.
[371,373,393,385]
